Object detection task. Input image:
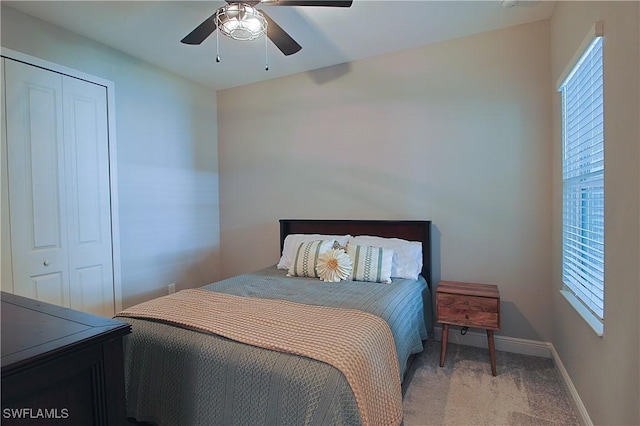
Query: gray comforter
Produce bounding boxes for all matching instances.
[122,266,431,426]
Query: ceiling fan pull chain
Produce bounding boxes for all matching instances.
[216,29,221,63]
[265,34,269,71]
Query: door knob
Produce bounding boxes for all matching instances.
[43,260,50,266]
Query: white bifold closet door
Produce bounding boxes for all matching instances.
[3,58,115,317]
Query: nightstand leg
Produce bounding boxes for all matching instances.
[487,329,496,376]
[440,324,449,367]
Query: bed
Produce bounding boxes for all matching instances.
[119,219,433,426]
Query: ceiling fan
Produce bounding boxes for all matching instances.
[181,0,353,56]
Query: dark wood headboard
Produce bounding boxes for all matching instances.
[279,219,432,287]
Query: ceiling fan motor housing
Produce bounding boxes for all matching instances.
[216,3,268,41]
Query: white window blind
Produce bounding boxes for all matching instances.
[560,36,604,321]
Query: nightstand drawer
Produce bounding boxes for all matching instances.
[437,294,499,312]
[437,307,499,329]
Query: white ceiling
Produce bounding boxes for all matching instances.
[3,0,555,90]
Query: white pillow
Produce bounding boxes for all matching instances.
[287,240,335,278]
[346,244,393,284]
[348,235,422,280]
[278,234,351,270]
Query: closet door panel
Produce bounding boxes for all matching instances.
[27,272,66,306]
[63,76,114,317]
[4,59,70,308]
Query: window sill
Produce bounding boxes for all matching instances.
[560,289,603,337]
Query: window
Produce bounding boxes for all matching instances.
[559,32,604,332]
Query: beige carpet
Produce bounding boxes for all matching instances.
[402,340,582,425]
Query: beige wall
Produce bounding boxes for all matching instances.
[218,20,553,341]
[550,2,640,425]
[1,6,222,308]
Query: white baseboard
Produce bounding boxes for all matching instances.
[549,345,593,426]
[433,325,552,358]
[432,325,593,425]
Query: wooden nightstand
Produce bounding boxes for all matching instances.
[436,281,500,376]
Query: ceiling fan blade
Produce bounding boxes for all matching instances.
[181,13,217,45]
[261,11,302,56]
[262,0,352,6]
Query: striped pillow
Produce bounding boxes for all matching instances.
[347,244,394,284]
[287,240,334,278]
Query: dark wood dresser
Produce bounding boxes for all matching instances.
[1,292,131,425]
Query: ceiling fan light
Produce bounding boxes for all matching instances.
[216,3,268,41]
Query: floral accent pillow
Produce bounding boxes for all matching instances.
[316,249,353,282]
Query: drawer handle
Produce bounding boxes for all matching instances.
[43,260,50,267]
[465,314,469,320]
